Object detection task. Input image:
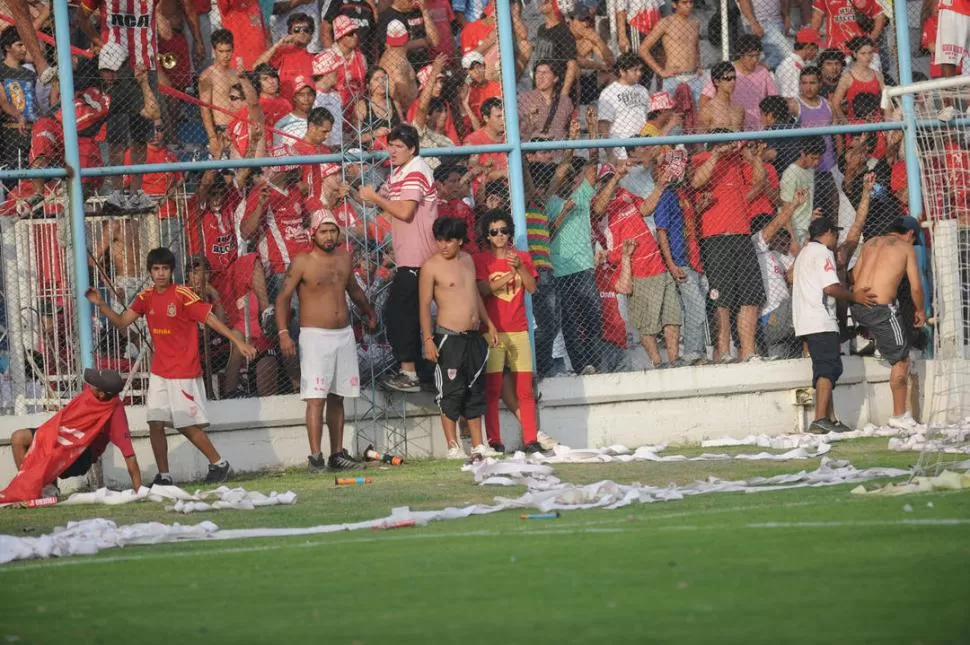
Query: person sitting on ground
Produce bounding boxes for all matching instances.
[1,368,142,503]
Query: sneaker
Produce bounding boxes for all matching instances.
[328,450,365,471]
[808,419,840,434]
[580,365,598,376]
[472,444,500,459]
[151,473,174,487]
[40,483,60,498]
[832,419,854,433]
[339,448,364,465]
[488,443,506,454]
[203,461,234,484]
[260,306,276,338]
[104,190,127,211]
[536,431,558,451]
[887,412,918,431]
[307,453,328,473]
[446,441,467,460]
[126,190,156,211]
[523,441,546,454]
[468,452,485,465]
[383,371,421,393]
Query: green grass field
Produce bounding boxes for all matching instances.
[1,438,968,645]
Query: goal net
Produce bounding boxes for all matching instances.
[885,76,970,475]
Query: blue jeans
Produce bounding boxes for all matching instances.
[554,269,603,373]
[742,19,790,70]
[676,266,709,359]
[533,268,560,377]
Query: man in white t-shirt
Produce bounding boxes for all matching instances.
[597,53,651,161]
[780,136,825,244]
[792,217,876,434]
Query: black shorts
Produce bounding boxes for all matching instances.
[803,332,843,387]
[28,427,95,479]
[433,329,488,422]
[851,303,909,364]
[106,71,158,145]
[701,234,765,309]
[384,267,421,364]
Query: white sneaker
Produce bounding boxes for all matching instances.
[536,431,558,451]
[887,412,918,432]
[472,444,500,459]
[40,484,59,498]
[446,441,467,460]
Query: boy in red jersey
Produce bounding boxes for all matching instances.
[473,209,540,454]
[86,247,257,485]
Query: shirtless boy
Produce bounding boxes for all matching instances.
[378,20,417,111]
[198,29,261,160]
[698,62,745,132]
[419,217,499,462]
[850,216,926,430]
[640,0,703,104]
[275,209,378,472]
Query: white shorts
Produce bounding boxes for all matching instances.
[299,326,360,400]
[936,9,970,66]
[146,374,209,429]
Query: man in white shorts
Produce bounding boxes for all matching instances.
[276,208,378,472]
[936,0,970,76]
[87,247,257,485]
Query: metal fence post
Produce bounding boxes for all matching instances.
[52,0,95,370]
[893,0,922,219]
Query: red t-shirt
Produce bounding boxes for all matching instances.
[468,81,502,126]
[742,162,779,219]
[216,0,267,70]
[86,395,136,459]
[243,184,310,274]
[595,263,627,348]
[921,14,944,78]
[124,144,182,218]
[601,188,666,277]
[426,0,457,56]
[186,185,243,273]
[260,96,293,134]
[437,198,478,247]
[692,151,751,237]
[474,250,537,332]
[939,0,970,16]
[272,46,315,100]
[460,19,493,54]
[812,0,882,52]
[130,285,213,378]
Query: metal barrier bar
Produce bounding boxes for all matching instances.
[0,167,68,181]
[53,0,94,371]
[893,0,923,218]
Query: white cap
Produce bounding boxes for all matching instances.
[98,42,127,71]
[461,51,485,70]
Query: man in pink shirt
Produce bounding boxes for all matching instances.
[358,124,439,392]
[700,35,777,131]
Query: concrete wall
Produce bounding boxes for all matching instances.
[0,357,966,489]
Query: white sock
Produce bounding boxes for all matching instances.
[213,459,227,468]
[402,369,417,379]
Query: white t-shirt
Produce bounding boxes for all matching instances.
[775,52,806,99]
[752,232,794,317]
[792,241,840,336]
[597,82,651,141]
[780,163,815,244]
[273,113,308,148]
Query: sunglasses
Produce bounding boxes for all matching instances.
[720,75,737,81]
[229,95,243,101]
[291,26,312,33]
[489,227,511,237]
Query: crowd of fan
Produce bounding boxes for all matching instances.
[0,0,964,397]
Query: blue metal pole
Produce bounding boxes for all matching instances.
[893,0,922,219]
[0,167,68,181]
[52,0,95,371]
[494,0,538,365]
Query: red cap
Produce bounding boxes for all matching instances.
[386,20,409,47]
[292,75,315,94]
[333,15,358,40]
[796,27,821,47]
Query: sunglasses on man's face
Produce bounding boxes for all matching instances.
[291,26,312,33]
[229,95,244,101]
[489,227,511,237]
[720,75,737,81]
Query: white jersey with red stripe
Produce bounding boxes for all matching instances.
[243,184,311,275]
[940,0,970,16]
[84,0,158,71]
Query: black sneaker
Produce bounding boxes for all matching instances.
[489,443,506,454]
[203,461,234,484]
[151,473,174,487]
[523,442,546,454]
[832,420,854,433]
[308,454,327,473]
[328,451,365,471]
[807,419,840,435]
[383,371,421,393]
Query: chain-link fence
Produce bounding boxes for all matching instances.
[0,0,940,422]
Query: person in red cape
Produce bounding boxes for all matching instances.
[1,369,143,503]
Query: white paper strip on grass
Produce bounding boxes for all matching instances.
[60,485,298,512]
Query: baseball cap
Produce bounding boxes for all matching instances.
[891,215,922,244]
[308,201,341,232]
[83,368,125,396]
[312,51,341,77]
[321,163,341,179]
[462,51,485,70]
[386,20,409,47]
[795,27,821,47]
[98,42,127,71]
[808,216,843,239]
[649,91,674,112]
[417,64,444,89]
[596,162,616,182]
[333,15,358,40]
[292,74,315,94]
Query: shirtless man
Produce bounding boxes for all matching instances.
[698,62,744,132]
[419,217,499,462]
[276,209,378,472]
[850,216,926,431]
[198,29,261,160]
[378,20,417,110]
[640,0,703,104]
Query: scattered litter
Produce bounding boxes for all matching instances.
[58,485,297,513]
[903,504,913,513]
[335,477,373,487]
[521,512,560,520]
[851,469,970,497]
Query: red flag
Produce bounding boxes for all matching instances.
[0,390,120,504]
